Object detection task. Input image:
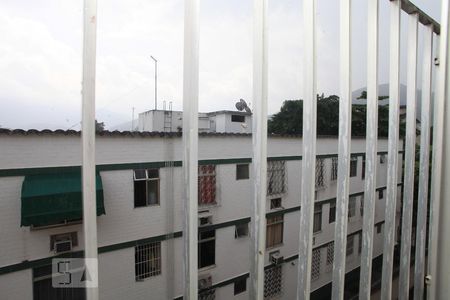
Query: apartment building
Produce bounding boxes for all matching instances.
[0,129,403,300]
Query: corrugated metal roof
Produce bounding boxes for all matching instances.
[0,128,381,139]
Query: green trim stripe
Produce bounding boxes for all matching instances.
[0,151,404,177]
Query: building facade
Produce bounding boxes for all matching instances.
[0,130,403,300]
[137,110,252,134]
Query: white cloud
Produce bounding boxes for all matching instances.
[0,0,441,129]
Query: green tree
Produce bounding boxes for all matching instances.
[95,120,105,132]
[268,94,391,137]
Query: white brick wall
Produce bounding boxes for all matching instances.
[0,134,403,299]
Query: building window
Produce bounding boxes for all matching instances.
[270,198,282,210]
[380,154,386,164]
[134,169,160,207]
[236,164,250,180]
[315,158,325,188]
[376,223,383,234]
[313,204,322,233]
[331,157,338,181]
[360,195,364,217]
[329,201,336,223]
[198,165,216,206]
[135,242,162,281]
[264,265,282,298]
[350,157,358,177]
[326,242,334,266]
[362,157,366,179]
[348,196,356,219]
[346,236,354,257]
[234,278,247,295]
[358,233,362,254]
[266,215,284,248]
[267,161,286,195]
[50,232,78,251]
[379,189,383,200]
[199,229,216,268]
[198,276,215,300]
[33,264,86,300]
[235,223,249,238]
[311,248,321,281]
[231,114,245,122]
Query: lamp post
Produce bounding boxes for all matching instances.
[150,55,158,110]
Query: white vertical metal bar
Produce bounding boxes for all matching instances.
[250,0,268,299]
[358,0,379,298]
[182,0,199,299]
[380,1,401,298]
[435,0,450,298]
[331,0,351,299]
[398,13,418,300]
[81,0,99,299]
[413,23,433,300]
[297,0,316,298]
[427,26,443,300]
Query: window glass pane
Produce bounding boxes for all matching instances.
[234,278,247,295]
[236,164,249,180]
[134,180,147,207]
[350,157,358,177]
[231,114,245,122]
[147,169,159,179]
[313,204,322,233]
[329,201,336,223]
[347,236,354,256]
[147,180,159,205]
[134,169,147,180]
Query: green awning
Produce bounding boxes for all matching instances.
[21,172,105,227]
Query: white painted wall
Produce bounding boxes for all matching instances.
[0,134,403,299]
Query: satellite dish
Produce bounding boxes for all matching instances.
[235,98,252,113]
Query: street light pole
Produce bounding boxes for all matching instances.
[150,55,158,110]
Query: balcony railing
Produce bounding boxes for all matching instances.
[78,0,449,299]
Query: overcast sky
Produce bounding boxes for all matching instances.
[0,0,441,130]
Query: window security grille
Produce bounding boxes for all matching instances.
[315,158,325,188]
[346,236,354,257]
[326,242,334,266]
[135,242,161,281]
[267,161,286,195]
[270,198,282,209]
[311,248,321,281]
[199,276,215,300]
[264,265,282,299]
[198,165,216,206]
[266,215,284,248]
[331,157,338,181]
[33,264,86,300]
